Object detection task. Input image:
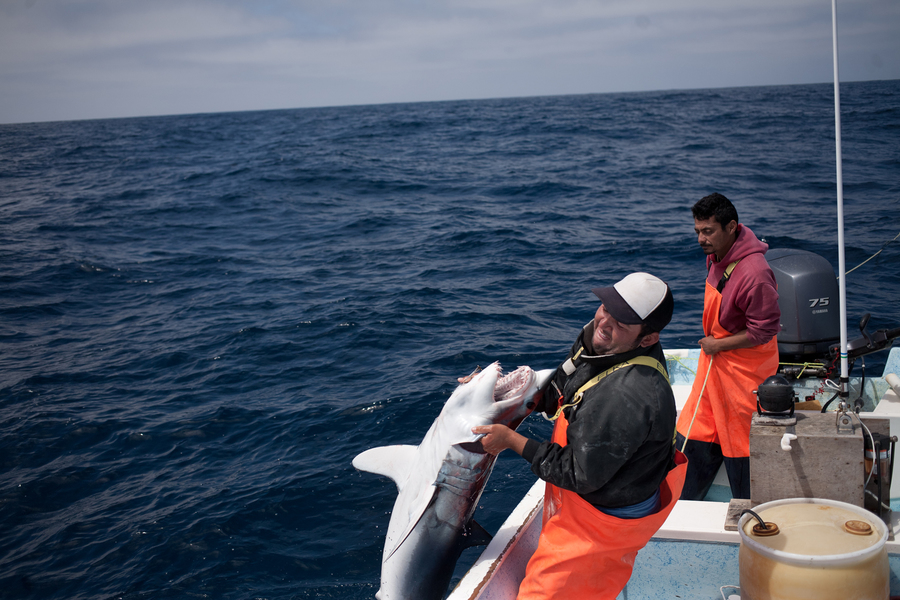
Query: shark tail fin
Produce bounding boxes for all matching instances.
[351,444,418,491]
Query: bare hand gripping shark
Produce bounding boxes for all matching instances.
[353,363,554,600]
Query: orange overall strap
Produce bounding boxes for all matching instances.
[519,414,687,600]
[675,280,778,457]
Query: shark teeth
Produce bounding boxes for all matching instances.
[492,366,533,402]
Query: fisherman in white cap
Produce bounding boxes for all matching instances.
[474,272,686,600]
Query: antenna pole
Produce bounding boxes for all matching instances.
[832,0,851,417]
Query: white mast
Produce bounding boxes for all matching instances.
[831,0,850,408]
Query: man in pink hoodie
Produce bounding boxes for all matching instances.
[675,193,781,499]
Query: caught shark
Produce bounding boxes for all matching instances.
[353,362,554,600]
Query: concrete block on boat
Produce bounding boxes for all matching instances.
[750,411,864,506]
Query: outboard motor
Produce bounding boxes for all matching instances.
[767,248,900,380]
[766,248,841,363]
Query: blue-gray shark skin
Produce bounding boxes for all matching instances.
[353,363,555,600]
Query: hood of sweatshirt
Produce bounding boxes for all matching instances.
[708,224,768,277]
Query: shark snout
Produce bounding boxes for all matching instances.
[534,368,555,390]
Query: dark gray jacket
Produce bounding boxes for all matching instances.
[522,322,677,509]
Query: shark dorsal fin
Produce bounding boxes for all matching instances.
[352,445,418,491]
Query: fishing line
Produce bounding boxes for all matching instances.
[679,355,714,453]
[843,229,900,276]
[665,354,698,376]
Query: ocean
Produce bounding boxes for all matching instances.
[1,80,898,600]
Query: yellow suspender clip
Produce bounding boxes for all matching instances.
[547,355,669,422]
[715,259,741,293]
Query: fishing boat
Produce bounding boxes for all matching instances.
[448,2,900,598]
[447,345,900,600]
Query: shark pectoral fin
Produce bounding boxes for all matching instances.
[460,519,492,549]
[385,484,439,561]
[352,444,418,490]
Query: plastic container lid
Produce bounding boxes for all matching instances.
[738,498,887,567]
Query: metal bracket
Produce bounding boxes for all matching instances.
[836,410,854,434]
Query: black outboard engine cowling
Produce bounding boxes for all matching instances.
[766,248,841,361]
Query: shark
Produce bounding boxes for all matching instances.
[352,362,555,600]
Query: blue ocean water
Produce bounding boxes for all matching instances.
[1,81,899,600]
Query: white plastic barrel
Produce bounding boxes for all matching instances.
[738,498,889,600]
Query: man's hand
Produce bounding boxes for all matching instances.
[698,335,723,355]
[699,329,756,356]
[472,424,527,456]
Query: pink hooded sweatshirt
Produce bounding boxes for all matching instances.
[705,224,781,346]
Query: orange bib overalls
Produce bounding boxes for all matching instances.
[675,279,779,458]
[517,410,687,599]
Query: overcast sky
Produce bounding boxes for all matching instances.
[1,0,898,124]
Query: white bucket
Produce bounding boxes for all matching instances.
[738,498,889,600]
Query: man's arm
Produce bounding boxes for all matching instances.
[698,329,758,355]
[720,257,781,346]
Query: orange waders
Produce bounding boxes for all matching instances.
[675,279,778,490]
[517,411,687,600]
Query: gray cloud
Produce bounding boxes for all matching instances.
[1,0,897,123]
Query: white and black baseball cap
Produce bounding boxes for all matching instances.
[592,272,674,333]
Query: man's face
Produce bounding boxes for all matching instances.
[590,304,644,355]
[694,217,737,261]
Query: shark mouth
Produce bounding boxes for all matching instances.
[492,366,534,402]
